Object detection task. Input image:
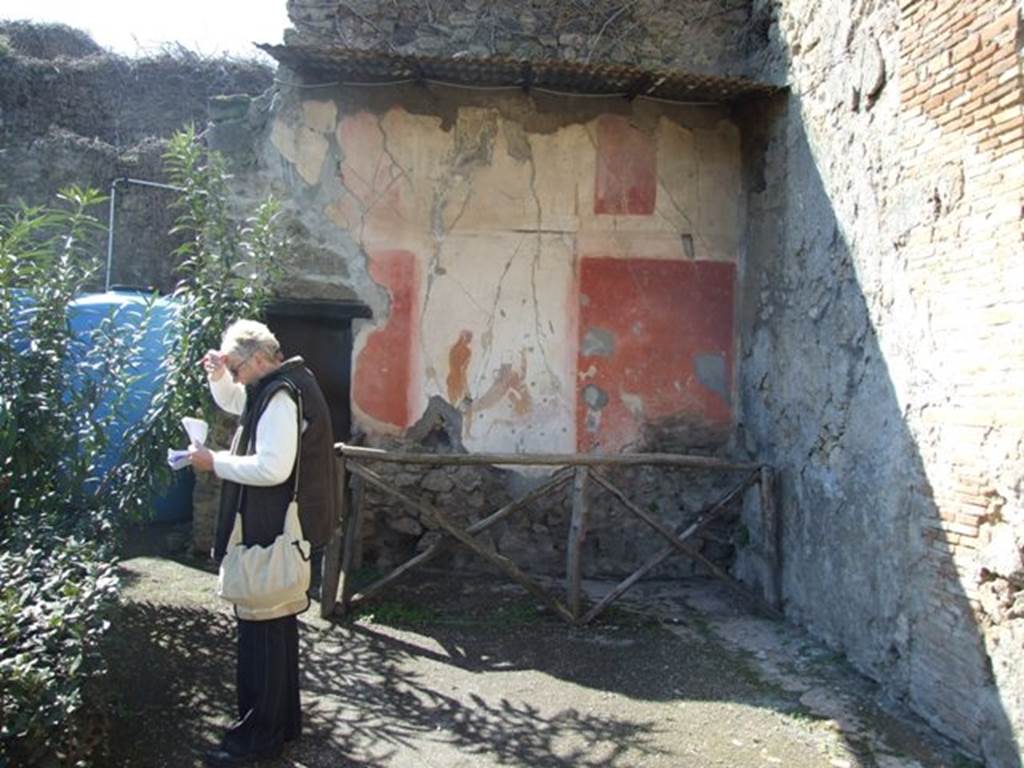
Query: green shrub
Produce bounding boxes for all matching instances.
[0,187,128,540]
[113,125,285,511]
[0,542,119,766]
[0,187,128,765]
[0,128,285,765]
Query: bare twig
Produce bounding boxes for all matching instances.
[584,0,638,65]
[336,0,399,52]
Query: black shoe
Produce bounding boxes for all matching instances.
[203,744,283,767]
[203,749,248,767]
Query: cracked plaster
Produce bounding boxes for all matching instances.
[270,91,745,451]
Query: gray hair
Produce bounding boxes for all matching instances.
[221,319,281,362]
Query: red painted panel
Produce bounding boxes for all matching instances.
[594,115,657,216]
[353,250,417,430]
[576,257,735,452]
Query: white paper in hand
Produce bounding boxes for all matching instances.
[167,448,192,471]
[167,416,210,470]
[182,417,209,447]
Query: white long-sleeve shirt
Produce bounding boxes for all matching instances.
[209,374,297,487]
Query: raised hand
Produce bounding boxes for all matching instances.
[201,350,227,381]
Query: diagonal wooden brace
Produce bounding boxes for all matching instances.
[348,467,574,607]
[347,462,576,623]
[581,470,770,624]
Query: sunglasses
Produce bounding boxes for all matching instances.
[227,355,252,378]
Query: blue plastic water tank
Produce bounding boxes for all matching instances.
[6,289,35,356]
[67,290,194,523]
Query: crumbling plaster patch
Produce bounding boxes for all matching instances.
[258,86,391,314]
[270,116,329,185]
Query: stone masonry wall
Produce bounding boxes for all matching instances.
[347,450,747,581]
[285,0,753,77]
[0,22,273,292]
[739,0,1023,763]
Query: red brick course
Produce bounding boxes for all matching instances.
[897,0,1022,750]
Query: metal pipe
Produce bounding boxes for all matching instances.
[105,178,122,292]
[120,178,184,193]
[104,176,185,292]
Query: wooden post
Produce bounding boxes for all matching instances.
[566,466,589,621]
[333,460,365,618]
[320,455,347,618]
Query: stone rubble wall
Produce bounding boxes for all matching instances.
[0,22,273,292]
[343,441,748,580]
[738,0,1024,763]
[0,20,103,59]
[285,0,755,77]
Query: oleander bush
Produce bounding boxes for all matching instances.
[113,125,285,508]
[0,186,131,766]
[0,129,284,766]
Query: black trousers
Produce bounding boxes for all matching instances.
[223,615,301,756]
[308,547,324,600]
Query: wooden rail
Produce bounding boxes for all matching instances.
[337,444,761,470]
[319,444,780,625]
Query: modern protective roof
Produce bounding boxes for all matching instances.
[258,44,782,104]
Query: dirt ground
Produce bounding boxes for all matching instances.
[98,532,976,768]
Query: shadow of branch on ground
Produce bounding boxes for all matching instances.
[101,592,663,768]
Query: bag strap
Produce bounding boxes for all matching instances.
[233,379,304,541]
[288,381,303,503]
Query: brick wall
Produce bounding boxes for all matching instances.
[898,0,1023,755]
[741,0,1023,763]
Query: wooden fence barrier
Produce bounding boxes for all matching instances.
[320,445,781,624]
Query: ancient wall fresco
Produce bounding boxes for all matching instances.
[577,257,736,452]
[351,249,420,433]
[594,115,658,216]
[267,92,742,454]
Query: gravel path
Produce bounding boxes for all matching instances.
[100,555,973,768]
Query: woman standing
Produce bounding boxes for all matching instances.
[190,319,336,766]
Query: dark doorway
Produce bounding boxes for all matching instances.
[265,300,371,442]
